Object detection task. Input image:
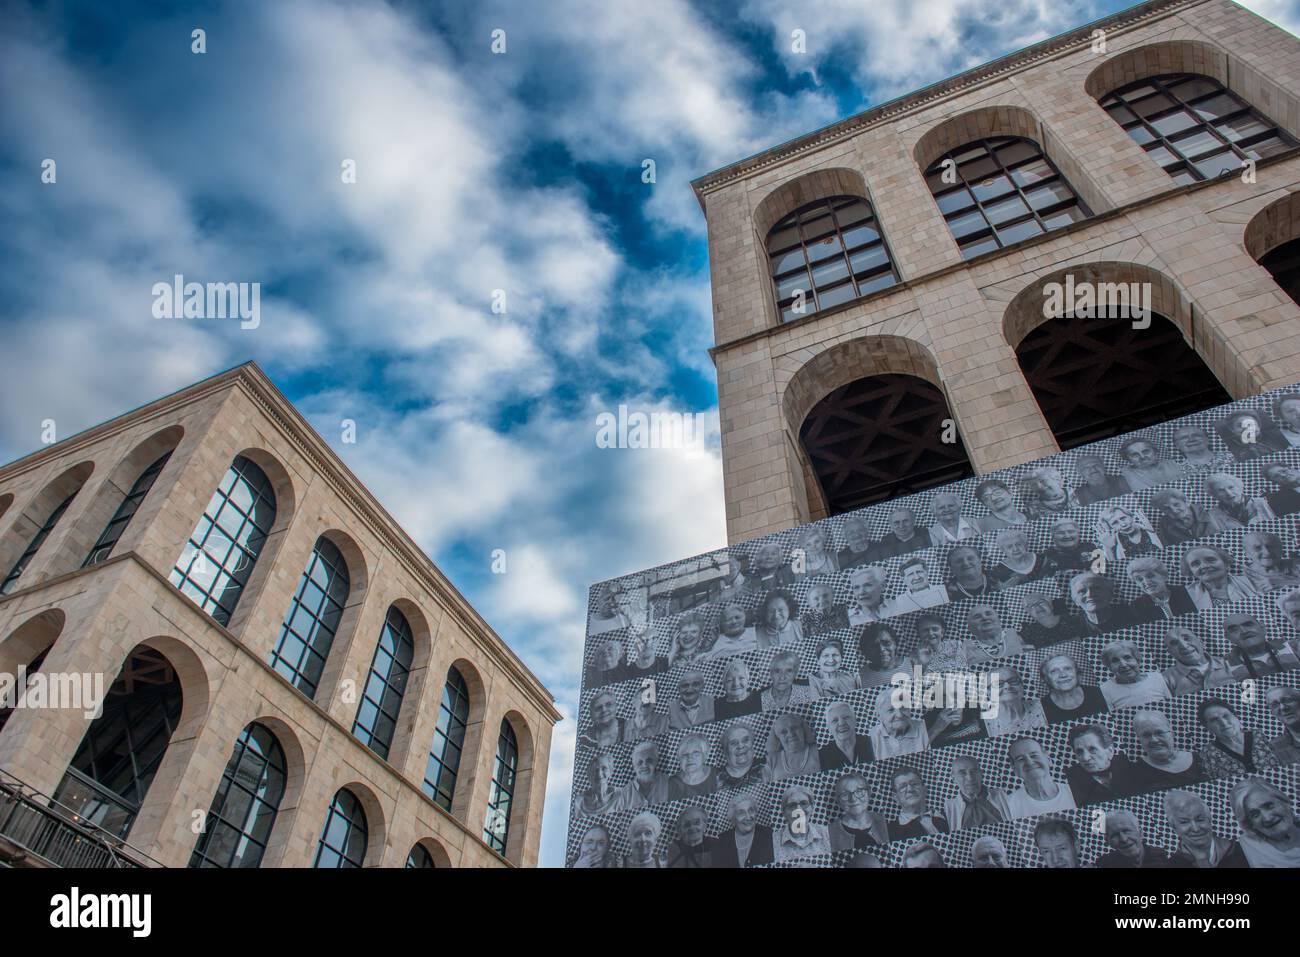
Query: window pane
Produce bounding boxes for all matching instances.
[934,186,974,214]
[811,257,849,288]
[1192,92,1243,121]
[805,234,842,263]
[1217,114,1271,143]
[848,245,889,275]
[996,140,1038,167]
[1040,205,1088,229]
[1169,128,1223,159]
[984,194,1030,225]
[969,173,1013,203]
[1130,92,1175,118]
[1105,102,1138,125]
[960,235,1000,259]
[1149,109,1197,136]
[816,281,857,309]
[1024,181,1075,211]
[1192,150,1239,178]
[841,223,880,248]
[995,218,1044,245]
[856,271,897,296]
[1167,76,1218,101]
[1009,160,1054,187]
[769,247,805,275]
[947,209,989,239]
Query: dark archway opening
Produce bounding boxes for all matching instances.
[1259,238,1300,307]
[1016,312,1230,450]
[799,373,975,514]
[53,646,183,839]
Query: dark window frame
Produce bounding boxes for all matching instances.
[168,455,277,627]
[423,666,471,811]
[483,719,518,855]
[84,453,172,567]
[765,195,901,324]
[1099,73,1297,185]
[313,788,368,868]
[351,606,415,760]
[190,722,287,868]
[1,491,78,596]
[924,136,1091,260]
[269,536,351,699]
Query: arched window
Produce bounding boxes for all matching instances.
[83,453,171,567]
[314,788,367,868]
[766,196,898,323]
[483,719,518,855]
[0,492,77,596]
[169,455,276,627]
[1099,73,1296,185]
[351,606,414,760]
[53,646,183,838]
[189,722,287,868]
[406,843,436,868]
[423,667,471,811]
[269,536,350,699]
[924,137,1089,259]
[0,646,50,733]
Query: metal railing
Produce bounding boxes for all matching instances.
[0,768,161,868]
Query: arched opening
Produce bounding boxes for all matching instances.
[1015,311,1231,448]
[169,454,278,628]
[422,665,472,813]
[482,717,519,857]
[313,787,369,868]
[0,609,65,734]
[799,373,974,513]
[80,425,184,568]
[189,721,287,868]
[406,837,451,868]
[269,534,354,700]
[0,493,13,521]
[0,462,94,596]
[1245,191,1300,309]
[52,643,184,839]
[351,604,416,762]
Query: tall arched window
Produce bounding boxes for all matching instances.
[0,646,50,733]
[423,667,471,811]
[766,196,898,323]
[190,722,287,868]
[924,137,1089,259]
[0,492,77,596]
[406,843,436,868]
[53,646,183,838]
[483,719,518,855]
[1099,74,1296,185]
[270,536,351,699]
[169,455,276,627]
[314,788,367,868]
[351,606,414,760]
[84,453,172,567]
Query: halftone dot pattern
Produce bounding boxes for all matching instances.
[571,385,1300,866]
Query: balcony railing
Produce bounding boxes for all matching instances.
[0,768,161,868]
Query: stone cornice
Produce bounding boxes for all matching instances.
[690,0,1204,202]
[0,361,560,724]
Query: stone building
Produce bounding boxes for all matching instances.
[0,361,558,868]
[694,0,1300,543]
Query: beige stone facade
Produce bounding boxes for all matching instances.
[0,362,559,868]
[694,0,1300,543]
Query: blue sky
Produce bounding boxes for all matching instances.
[3,0,1298,867]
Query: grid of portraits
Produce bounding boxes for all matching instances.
[570,384,1300,867]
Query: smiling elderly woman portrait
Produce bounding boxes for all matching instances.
[827,771,889,851]
[621,811,665,868]
[809,637,859,697]
[717,721,772,788]
[1231,776,1300,867]
[768,712,820,780]
[668,732,720,800]
[1163,789,1248,868]
[1178,544,1260,610]
[714,657,762,720]
[755,589,804,648]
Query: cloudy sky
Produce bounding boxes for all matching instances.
[3,0,1297,866]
